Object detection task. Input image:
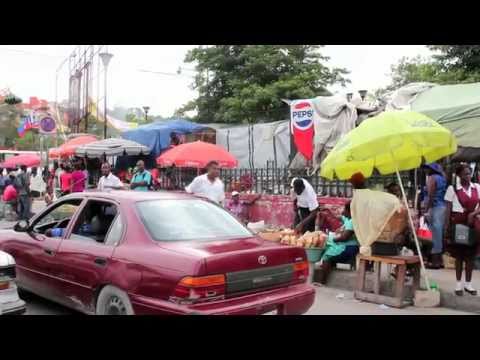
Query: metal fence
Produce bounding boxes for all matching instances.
[157,166,415,199]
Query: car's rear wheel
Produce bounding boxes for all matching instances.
[96,285,134,315]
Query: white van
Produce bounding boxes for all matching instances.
[0,251,26,315]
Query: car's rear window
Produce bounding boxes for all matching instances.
[136,199,253,241]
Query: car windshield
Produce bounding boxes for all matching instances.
[136,199,253,241]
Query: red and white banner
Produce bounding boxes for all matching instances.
[290,99,315,160]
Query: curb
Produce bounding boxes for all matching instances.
[315,269,480,313]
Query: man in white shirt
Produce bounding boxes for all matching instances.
[185,161,225,205]
[30,167,46,198]
[291,177,319,234]
[97,163,124,191]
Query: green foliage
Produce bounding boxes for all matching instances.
[15,129,39,150]
[179,45,349,123]
[4,94,22,105]
[0,102,23,148]
[429,45,480,72]
[387,46,480,90]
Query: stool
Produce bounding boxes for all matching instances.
[354,255,421,308]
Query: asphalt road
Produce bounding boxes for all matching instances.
[20,286,472,315]
[3,201,473,315]
[20,290,77,315]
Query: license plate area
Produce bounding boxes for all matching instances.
[226,264,294,294]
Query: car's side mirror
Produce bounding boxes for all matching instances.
[14,220,30,233]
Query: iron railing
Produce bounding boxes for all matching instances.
[156,166,414,199]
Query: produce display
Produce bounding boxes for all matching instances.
[279,229,327,249]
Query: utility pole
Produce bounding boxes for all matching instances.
[99,51,113,139]
[143,106,150,123]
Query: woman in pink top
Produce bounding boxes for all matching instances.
[71,163,86,193]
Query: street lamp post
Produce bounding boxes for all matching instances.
[358,90,368,101]
[99,51,113,139]
[142,106,150,123]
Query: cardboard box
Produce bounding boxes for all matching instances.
[443,254,456,269]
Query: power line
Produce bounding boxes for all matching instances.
[138,69,194,79]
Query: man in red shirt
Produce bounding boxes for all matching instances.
[60,164,73,196]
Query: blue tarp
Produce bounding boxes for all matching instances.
[121,119,208,157]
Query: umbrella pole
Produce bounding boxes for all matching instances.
[395,168,431,291]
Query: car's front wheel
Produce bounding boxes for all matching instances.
[96,285,135,315]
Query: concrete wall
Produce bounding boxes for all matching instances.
[229,194,349,228]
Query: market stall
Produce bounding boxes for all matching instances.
[75,138,150,158]
[122,119,208,158]
[49,135,99,159]
[320,110,457,293]
[0,154,40,169]
[156,140,238,169]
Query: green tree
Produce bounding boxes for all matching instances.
[0,100,23,148]
[429,45,480,72]
[387,46,480,89]
[179,45,349,123]
[15,130,38,150]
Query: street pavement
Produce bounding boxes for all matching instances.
[21,285,472,315]
[305,285,472,315]
[2,201,474,315]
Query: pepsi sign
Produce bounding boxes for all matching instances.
[291,101,314,130]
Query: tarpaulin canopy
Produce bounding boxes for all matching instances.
[0,154,40,168]
[411,83,480,149]
[288,95,357,171]
[385,82,437,111]
[121,119,208,157]
[213,120,291,168]
[157,140,238,168]
[75,138,150,158]
[49,135,99,159]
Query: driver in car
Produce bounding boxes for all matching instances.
[45,222,94,238]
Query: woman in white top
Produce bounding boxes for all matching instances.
[444,163,480,296]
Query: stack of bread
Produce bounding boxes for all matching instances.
[279,230,327,249]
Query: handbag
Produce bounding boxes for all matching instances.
[451,187,478,247]
[416,216,432,242]
[452,223,476,247]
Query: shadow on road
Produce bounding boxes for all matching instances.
[19,289,80,315]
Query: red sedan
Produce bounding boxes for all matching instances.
[0,191,315,315]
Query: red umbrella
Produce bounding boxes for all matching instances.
[0,154,40,168]
[49,135,98,159]
[157,141,238,168]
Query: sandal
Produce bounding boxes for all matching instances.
[464,288,478,296]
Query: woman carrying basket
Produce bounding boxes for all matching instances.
[444,163,480,296]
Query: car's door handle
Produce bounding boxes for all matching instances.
[94,257,107,267]
[44,249,55,256]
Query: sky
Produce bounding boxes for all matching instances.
[0,45,433,118]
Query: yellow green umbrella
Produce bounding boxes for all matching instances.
[320,111,457,180]
[320,111,457,293]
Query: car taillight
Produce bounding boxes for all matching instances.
[0,281,10,290]
[170,274,226,304]
[293,261,309,283]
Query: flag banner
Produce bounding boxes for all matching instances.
[30,111,40,129]
[290,99,315,160]
[17,119,26,138]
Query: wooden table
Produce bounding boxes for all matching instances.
[354,255,421,308]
